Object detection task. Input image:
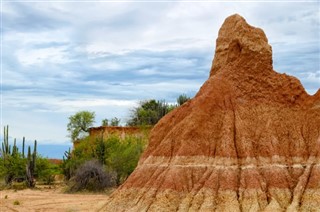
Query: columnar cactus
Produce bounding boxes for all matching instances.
[26,140,37,188]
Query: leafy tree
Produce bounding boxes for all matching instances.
[102,119,109,126]
[177,94,191,106]
[126,95,191,126]
[67,111,95,141]
[110,117,121,126]
[127,100,173,126]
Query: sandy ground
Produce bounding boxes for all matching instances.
[0,186,111,212]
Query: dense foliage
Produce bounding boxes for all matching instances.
[62,134,147,187]
[126,100,174,126]
[127,95,191,126]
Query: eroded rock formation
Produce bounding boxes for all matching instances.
[103,14,320,211]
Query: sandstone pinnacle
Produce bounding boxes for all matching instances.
[211,14,272,76]
[102,14,320,211]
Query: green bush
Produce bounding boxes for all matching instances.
[61,134,147,186]
[0,153,26,185]
[105,136,145,184]
[35,157,61,185]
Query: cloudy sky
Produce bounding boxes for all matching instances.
[1,1,319,158]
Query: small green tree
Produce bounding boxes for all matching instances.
[110,117,120,126]
[101,119,109,126]
[177,94,191,106]
[67,111,95,141]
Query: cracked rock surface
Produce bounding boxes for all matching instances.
[102,14,320,211]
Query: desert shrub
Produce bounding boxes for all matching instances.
[11,182,27,190]
[68,160,116,192]
[13,200,20,205]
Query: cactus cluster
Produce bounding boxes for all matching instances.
[1,126,26,158]
[1,125,37,187]
[1,125,10,158]
[62,148,72,180]
[63,147,71,161]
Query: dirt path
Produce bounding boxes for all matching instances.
[0,187,110,212]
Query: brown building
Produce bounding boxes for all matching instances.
[88,126,151,140]
[73,126,152,148]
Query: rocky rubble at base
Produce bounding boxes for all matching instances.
[102,14,320,211]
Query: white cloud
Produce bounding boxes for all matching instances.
[305,71,320,83]
[16,46,71,65]
[55,99,137,110]
[2,2,319,153]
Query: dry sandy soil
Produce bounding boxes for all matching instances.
[0,186,111,212]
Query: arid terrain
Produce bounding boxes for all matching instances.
[0,187,110,212]
[103,14,320,211]
[1,13,318,212]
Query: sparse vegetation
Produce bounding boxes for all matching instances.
[0,126,62,188]
[13,200,20,205]
[177,94,191,106]
[110,117,121,126]
[68,160,116,192]
[101,117,121,126]
[101,118,109,126]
